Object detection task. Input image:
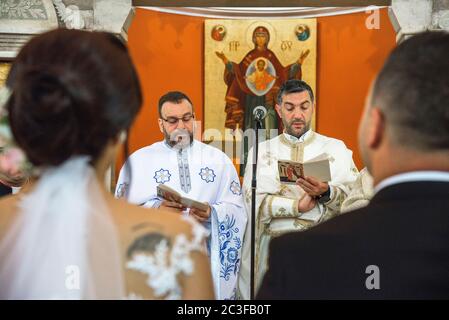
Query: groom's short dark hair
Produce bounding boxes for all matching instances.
[372,31,449,151]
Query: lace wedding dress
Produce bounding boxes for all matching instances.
[0,157,208,300]
[127,215,209,300]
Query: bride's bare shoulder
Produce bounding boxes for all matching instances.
[110,198,194,238]
[0,194,16,211]
[110,199,212,300]
[0,195,20,235]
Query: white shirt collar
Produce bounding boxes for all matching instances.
[283,129,312,144]
[374,171,449,194]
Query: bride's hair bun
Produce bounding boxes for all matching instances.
[5,29,142,167]
[8,67,84,166]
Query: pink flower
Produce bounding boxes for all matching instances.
[0,147,26,177]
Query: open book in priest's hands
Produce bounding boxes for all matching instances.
[157,184,209,211]
[278,153,332,184]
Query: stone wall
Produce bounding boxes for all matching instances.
[0,0,132,59]
[2,1,449,57]
[389,0,449,42]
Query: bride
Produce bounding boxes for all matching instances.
[0,29,214,300]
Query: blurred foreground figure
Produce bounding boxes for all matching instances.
[0,29,213,300]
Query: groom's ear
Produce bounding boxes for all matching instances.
[367,107,385,150]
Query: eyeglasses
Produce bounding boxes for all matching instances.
[161,113,194,125]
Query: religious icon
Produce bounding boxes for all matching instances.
[245,58,277,94]
[211,24,226,41]
[214,25,310,132]
[205,19,316,173]
[295,24,311,41]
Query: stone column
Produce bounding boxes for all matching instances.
[0,0,59,59]
[389,0,449,43]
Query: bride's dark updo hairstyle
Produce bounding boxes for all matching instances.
[5,29,142,166]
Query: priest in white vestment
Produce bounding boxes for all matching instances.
[238,80,359,299]
[116,91,247,300]
[340,167,374,213]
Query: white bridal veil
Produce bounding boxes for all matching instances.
[0,157,124,299]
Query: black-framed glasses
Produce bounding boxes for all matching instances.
[161,113,194,125]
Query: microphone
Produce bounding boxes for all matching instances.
[253,106,267,121]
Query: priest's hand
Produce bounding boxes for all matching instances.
[296,176,329,197]
[190,205,211,223]
[160,200,186,213]
[297,193,317,212]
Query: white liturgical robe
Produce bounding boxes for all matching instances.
[238,130,359,299]
[115,140,247,300]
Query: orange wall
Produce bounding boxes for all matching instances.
[122,8,396,174]
[118,9,205,172]
[315,10,396,168]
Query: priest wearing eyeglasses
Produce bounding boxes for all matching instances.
[115,91,247,300]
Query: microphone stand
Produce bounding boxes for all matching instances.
[250,115,263,300]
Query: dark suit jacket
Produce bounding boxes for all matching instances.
[257,181,449,299]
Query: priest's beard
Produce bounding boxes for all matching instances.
[283,117,311,139]
[164,128,194,149]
